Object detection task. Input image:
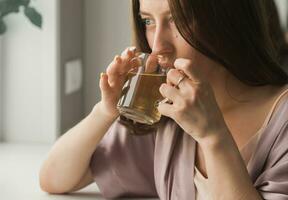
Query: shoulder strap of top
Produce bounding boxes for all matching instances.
[261,86,288,129]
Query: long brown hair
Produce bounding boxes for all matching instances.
[124,0,288,133]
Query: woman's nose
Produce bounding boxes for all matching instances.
[151,26,173,55]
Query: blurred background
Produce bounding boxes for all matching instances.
[0,0,287,199]
[0,0,132,144]
[0,0,132,199]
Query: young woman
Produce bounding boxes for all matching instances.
[39,0,288,199]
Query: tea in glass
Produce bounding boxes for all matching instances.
[117,53,168,125]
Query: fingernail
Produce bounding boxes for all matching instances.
[126,47,136,56]
[129,46,136,52]
[124,48,130,55]
[100,72,105,79]
[114,55,121,63]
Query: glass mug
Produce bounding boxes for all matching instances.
[117,52,169,125]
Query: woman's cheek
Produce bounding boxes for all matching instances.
[146,31,155,48]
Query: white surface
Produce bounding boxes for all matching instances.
[0,143,159,200]
[65,59,83,95]
[1,0,60,143]
[0,143,101,200]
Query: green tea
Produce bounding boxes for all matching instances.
[117,72,166,125]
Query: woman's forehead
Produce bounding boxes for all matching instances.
[139,0,170,16]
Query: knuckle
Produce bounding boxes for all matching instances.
[175,58,192,69]
[106,66,115,76]
[106,67,112,75]
[119,65,129,75]
[107,63,126,76]
[182,62,191,71]
[167,69,177,78]
[184,59,193,66]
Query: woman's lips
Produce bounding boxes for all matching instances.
[160,62,174,68]
[157,55,175,68]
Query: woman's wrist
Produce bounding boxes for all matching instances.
[197,127,235,152]
[91,102,119,123]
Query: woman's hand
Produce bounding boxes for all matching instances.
[157,58,228,142]
[97,47,137,118]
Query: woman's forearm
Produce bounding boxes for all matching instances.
[39,102,118,193]
[199,131,262,200]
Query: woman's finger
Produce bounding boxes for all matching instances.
[157,101,174,117]
[159,83,182,104]
[120,47,136,62]
[166,68,188,88]
[118,47,137,74]
[105,47,137,86]
[129,57,142,69]
[106,55,124,87]
[99,73,109,89]
[99,72,112,95]
[174,58,202,85]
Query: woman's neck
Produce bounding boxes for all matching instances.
[210,70,281,114]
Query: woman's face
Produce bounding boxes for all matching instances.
[139,0,220,77]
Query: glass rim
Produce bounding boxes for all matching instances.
[129,52,172,74]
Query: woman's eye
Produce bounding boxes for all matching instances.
[141,18,154,26]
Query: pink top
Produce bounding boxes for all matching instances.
[90,87,288,200]
[195,88,288,200]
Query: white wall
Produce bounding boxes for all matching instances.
[275,0,288,30]
[84,0,132,114]
[0,38,3,141]
[1,0,60,143]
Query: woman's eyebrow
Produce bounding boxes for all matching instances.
[139,11,152,16]
[139,10,171,16]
